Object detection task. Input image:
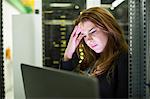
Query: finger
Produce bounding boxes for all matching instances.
[76,33,84,43]
[71,26,78,37]
[73,26,81,38]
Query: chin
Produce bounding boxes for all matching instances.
[93,47,104,53]
[94,50,101,53]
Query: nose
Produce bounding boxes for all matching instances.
[85,34,93,40]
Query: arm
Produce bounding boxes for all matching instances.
[60,52,79,71]
[63,25,84,61]
[60,25,83,70]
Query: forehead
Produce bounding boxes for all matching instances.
[79,21,96,33]
[79,21,96,32]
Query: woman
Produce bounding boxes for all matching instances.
[60,7,128,98]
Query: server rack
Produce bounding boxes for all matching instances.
[0,0,4,98]
[42,0,86,68]
[128,0,150,98]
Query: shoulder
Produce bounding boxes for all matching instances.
[118,51,128,62]
[116,51,128,69]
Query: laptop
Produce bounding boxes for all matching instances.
[21,63,100,99]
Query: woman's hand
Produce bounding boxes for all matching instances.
[63,25,84,61]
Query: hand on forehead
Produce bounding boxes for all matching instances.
[78,22,85,34]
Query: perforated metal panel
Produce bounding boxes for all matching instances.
[129,0,149,98]
[0,0,4,98]
[145,0,150,97]
[140,0,147,97]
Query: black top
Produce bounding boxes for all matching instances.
[60,52,128,98]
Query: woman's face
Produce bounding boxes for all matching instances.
[79,21,108,53]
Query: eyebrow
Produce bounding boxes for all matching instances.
[88,27,95,33]
[81,27,96,35]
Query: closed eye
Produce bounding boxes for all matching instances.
[83,30,96,38]
[90,30,96,34]
[88,29,96,35]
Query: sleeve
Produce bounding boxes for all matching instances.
[59,52,79,71]
[116,52,128,98]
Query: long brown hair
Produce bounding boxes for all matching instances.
[75,7,128,76]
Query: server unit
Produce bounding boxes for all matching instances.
[42,0,86,68]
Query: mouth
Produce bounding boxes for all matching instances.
[91,44,97,48]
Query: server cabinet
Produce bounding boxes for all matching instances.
[128,0,150,98]
[42,0,86,68]
[0,0,4,98]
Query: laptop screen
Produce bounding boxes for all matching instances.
[21,63,99,99]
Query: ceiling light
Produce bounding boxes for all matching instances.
[49,3,72,8]
[110,0,125,10]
